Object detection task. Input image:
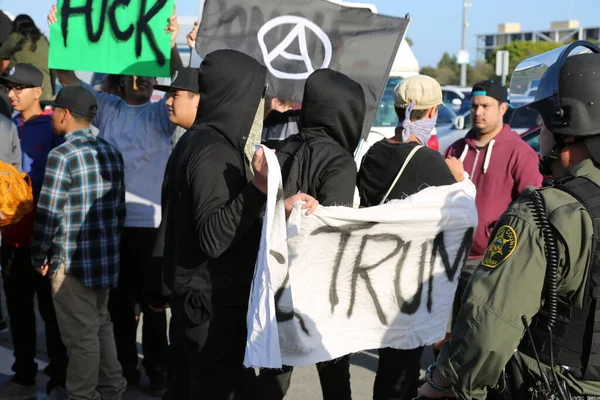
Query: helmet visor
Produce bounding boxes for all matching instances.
[510,43,596,108]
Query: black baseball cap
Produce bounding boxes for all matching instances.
[0,63,44,88]
[472,80,511,106]
[48,86,98,119]
[154,68,199,93]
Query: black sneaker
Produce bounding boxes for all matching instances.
[146,370,167,398]
[0,319,8,334]
[0,378,36,400]
[124,369,141,388]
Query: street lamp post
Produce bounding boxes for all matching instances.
[460,0,469,87]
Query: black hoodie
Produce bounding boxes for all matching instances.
[160,49,267,308]
[276,69,365,206]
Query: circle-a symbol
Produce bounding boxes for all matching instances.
[257,16,332,80]
[8,67,15,76]
[171,71,178,83]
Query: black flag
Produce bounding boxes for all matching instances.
[195,0,409,139]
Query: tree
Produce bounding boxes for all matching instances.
[437,52,459,74]
[467,61,495,86]
[488,41,564,83]
[435,67,458,85]
[406,37,414,47]
[419,66,437,79]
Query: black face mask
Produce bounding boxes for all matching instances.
[539,140,565,176]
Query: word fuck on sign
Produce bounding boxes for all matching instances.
[49,0,174,77]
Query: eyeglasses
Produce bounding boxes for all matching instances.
[3,85,35,94]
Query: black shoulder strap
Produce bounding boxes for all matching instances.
[555,176,600,380]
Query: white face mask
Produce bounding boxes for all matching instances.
[399,103,438,146]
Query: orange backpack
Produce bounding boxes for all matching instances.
[0,161,34,227]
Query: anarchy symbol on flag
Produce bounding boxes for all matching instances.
[257,15,333,80]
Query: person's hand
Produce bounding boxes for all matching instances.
[418,367,455,399]
[432,332,452,350]
[284,193,319,219]
[36,259,49,276]
[445,157,465,182]
[186,20,200,50]
[252,147,268,195]
[165,4,179,48]
[418,382,454,399]
[48,4,58,25]
[150,303,170,312]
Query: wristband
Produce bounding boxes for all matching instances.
[425,363,454,393]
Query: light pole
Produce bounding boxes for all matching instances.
[460,0,469,87]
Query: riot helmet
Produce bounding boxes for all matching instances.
[510,41,600,171]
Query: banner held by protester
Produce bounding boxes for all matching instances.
[244,147,478,368]
[195,0,408,139]
[49,0,174,77]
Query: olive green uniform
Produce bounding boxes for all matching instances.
[437,159,600,400]
[0,33,52,101]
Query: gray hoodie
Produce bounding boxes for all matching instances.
[0,113,21,171]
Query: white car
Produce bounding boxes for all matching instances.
[437,111,470,155]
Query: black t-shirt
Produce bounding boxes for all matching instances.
[358,140,456,207]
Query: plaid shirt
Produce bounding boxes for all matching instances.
[31,128,126,289]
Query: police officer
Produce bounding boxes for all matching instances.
[418,41,600,400]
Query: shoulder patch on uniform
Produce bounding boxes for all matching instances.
[481,225,518,269]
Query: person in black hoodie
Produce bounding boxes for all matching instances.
[159,49,267,399]
[158,49,318,400]
[257,68,365,400]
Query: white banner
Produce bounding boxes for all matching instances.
[244,146,478,368]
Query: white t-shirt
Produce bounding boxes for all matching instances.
[84,82,175,228]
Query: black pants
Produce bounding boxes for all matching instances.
[452,258,480,329]
[107,228,168,380]
[168,298,256,400]
[373,347,425,400]
[1,246,68,389]
[432,258,481,361]
[256,356,352,400]
[0,289,5,322]
[163,297,190,400]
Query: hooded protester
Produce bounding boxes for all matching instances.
[257,68,365,400]
[278,68,364,205]
[158,49,317,400]
[160,48,266,400]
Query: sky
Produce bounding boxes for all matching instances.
[2,0,600,68]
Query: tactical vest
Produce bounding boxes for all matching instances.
[519,176,600,381]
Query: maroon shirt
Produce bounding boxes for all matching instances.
[445,124,543,259]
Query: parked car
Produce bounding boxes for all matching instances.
[437,110,470,154]
[520,125,541,154]
[442,86,471,114]
[505,96,540,134]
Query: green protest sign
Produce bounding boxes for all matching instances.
[49,0,174,77]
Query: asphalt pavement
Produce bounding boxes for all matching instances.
[0,282,433,399]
